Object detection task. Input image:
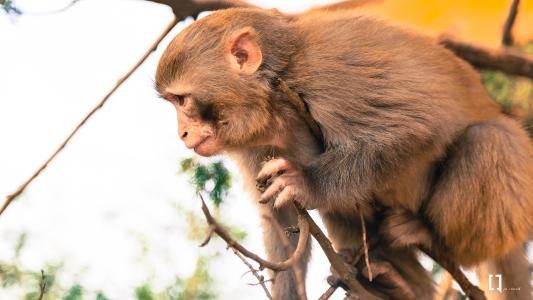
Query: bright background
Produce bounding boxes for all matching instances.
[0,0,531,299]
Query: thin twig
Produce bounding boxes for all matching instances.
[319,284,339,300]
[230,247,273,299]
[357,206,372,282]
[502,0,520,46]
[248,279,275,286]
[0,17,179,216]
[420,244,485,300]
[199,195,309,271]
[38,270,46,300]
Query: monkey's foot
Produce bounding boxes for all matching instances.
[380,208,432,249]
[355,258,416,300]
[255,158,315,209]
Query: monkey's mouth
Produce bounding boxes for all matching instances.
[192,136,211,152]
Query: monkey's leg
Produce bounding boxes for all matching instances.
[256,203,311,300]
[321,211,435,299]
[425,116,533,299]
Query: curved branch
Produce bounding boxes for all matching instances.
[199,195,309,271]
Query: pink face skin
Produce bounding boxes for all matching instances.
[165,93,224,157]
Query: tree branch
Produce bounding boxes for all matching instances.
[199,195,309,272]
[0,17,179,215]
[291,202,372,298]
[502,0,520,46]
[439,36,533,79]
[145,0,254,19]
[38,270,46,300]
[230,246,273,299]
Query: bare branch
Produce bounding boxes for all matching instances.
[319,285,338,300]
[357,206,372,282]
[0,17,179,216]
[199,195,309,272]
[291,202,371,298]
[145,0,254,19]
[419,244,485,300]
[439,36,533,79]
[230,247,273,299]
[502,0,520,46]
[38,270,46,300]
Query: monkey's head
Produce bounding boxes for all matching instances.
[155,8,297,156]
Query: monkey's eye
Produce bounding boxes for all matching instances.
[174,95,186,106]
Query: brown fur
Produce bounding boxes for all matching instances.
[156,7,533,300]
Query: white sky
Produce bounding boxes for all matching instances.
[0,0,345,299]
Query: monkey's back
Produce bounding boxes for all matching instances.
[288,11,501,145]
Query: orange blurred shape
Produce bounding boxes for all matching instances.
[359,0,533,47]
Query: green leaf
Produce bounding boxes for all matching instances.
[135,283,155,300]
[63,284,83,300]
[96,291,110,300]
[179,158,232,207]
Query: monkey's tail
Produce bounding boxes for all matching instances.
[475,245,532,300]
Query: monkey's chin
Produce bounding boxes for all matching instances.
[193,137,222,157]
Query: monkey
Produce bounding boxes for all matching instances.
[155,7,533,300]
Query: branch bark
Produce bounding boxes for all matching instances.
[291,202,373,298]
[145,0,254,19]
[502,0,520,46]
[439,36,533,79]
[199,195,309,272]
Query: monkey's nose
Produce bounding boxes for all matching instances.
[181,131,188,140]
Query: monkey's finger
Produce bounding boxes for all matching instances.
[273,186,297,209]
[256,176,274,193]
[259,177,287,204]
[256,158,290,184]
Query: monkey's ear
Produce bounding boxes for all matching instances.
[225,27,263,74]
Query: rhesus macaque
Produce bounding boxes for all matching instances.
[155,7,533,300]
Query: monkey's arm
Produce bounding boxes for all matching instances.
[257,143,407,210]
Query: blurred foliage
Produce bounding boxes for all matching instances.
[96,291,111,300]
[0,0,22,15]
[481,41,533,115]
[63,284,83,300]
[135,283,155,300]
[172,257,215,300]
[133,257,215,300]
[481,70,532,113]
[180,158,231,207]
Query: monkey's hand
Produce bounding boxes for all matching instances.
[256,158,315,209]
